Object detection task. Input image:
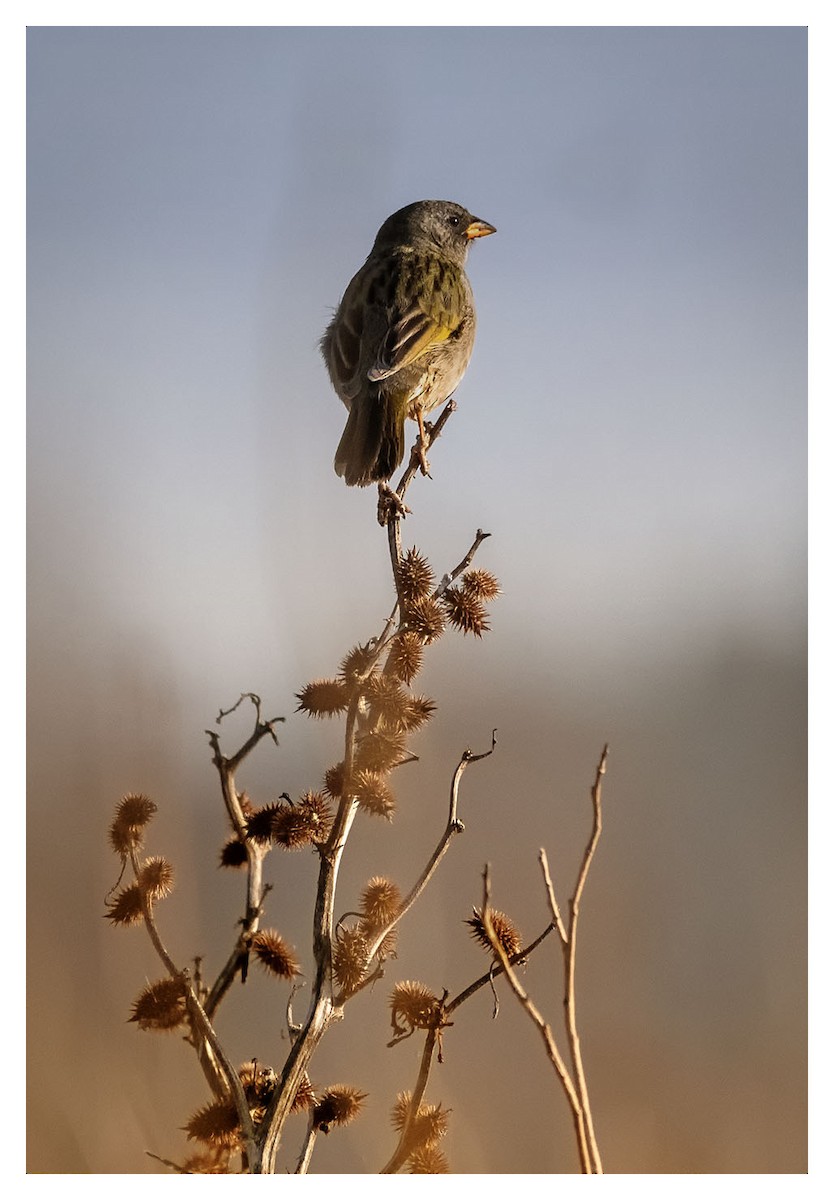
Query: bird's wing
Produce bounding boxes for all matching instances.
[324,267,370,403]
[368,253,468,382]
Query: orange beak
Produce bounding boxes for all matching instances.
[465,218,497,240]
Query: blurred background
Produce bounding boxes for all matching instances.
[27,26,806,1173]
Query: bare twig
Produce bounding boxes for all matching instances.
[257,687,367,1171]
[127,845,259,1167]
[361,732,497,969]
[470,745,609,1174]
[554,743,608,1174]
[447,921,557,1014]
[538,848,569,945]
[380,991,449,1174]
[433,528,492,597]
[202,700,285,1018]
[379,916,560,1172]
[384,397,457,568]
[294,1114,318,1174]
[480,863,592,1174]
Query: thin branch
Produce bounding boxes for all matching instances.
[538,848,569,945]
[127,846,259,1167]
[205,694,284,834]
[380,992,448,1174]
[294,1114,318,1174]
[257,689,367,1171]
[395,398,458,501]
[361,732,497,968]
[203,703,282,1017]
[383,398,458,572]
[235,424,495,1171]
[379,918,559,1173]
[286,980,305,1039]
[447,921,557,1014]
[433,528,493,597]
[557,743,608,1175]
[480,863,592,1174]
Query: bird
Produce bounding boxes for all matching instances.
[321,200,496,487]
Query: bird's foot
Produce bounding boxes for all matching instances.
[377,483,410,526]
[407,425,433,477]
[417,443,432,477]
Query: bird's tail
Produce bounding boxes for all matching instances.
[334,394,405,487]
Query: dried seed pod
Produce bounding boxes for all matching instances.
[391,1092,451,1155]
[290,1075,317,1113]
[105,882,144,926]
[129,976,187,1031]
[364,674,410,727]
[332,924,369,994]
[296,791,334,845]
[295,679,350,718]
[401,695,436,732]
[404,596,446,644]
[360,877,402,929]
[139,856,174,901]
[466,906,522,959]
[238,1061,278,1110]
[219,837,248,868]
[388,631,424,684]
[313,1085,367,1133]
[109,793,157,856]
[461,568,501,601]
[354,770,396,819]
[323,762,345,800]
[408,1144,450,1173]
[398,546,435,602]
[270,793,333,849]
[183,1098,241,1149]
[339,643,376,684]
[354,729,407,773]
[390,1090,412,1131]
[245,802,284,845]
[389,980,440,1036]
[370,926,399,961]
[251,930,300,979]
[180,1149,230,1173]
[442,585,490,637]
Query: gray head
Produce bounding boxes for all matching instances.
[372,200,496,264]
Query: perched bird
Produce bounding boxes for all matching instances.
[322,200,496,487]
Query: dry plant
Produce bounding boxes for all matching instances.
[105,403,611,1173]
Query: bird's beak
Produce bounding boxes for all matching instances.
[465,218,497,240]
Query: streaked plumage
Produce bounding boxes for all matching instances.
[322,200,495,486]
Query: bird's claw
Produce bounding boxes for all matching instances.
[377,484,410,526]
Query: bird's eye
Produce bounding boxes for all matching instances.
[448,214,460,226]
